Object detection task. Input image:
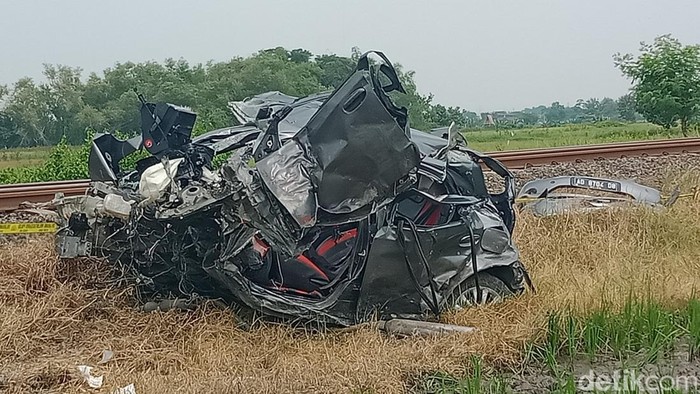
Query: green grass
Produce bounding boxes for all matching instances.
[464,122,693,152]
[418,356,509,394]
[530,296,690,367]
[0,146,60,169]
[421,297,700,393]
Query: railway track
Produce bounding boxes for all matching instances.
[0,180,90,212]
[2,137,700,211]
[489,137,700,168]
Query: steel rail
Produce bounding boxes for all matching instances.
[489,137,700,168]
[2,137,700,211]
[0,180,90,211]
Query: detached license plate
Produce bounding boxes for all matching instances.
[570,177,622,192]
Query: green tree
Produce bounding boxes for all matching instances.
[520,112,539,125]
[427,104,471,128]
[0,112,19,147]
[617,94,637,122]
[288,48,313,64]
[599,97,618,120]
[0,47,460,148]
[461,111,480,127]
[614,35,700,135]
[545,102,567,124]
[4,77,54,146]
[42,65,89,144]
[581,98,601,119]
[3,65,93,146]
[315,54,355,89]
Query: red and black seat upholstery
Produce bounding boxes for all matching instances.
[252,227,359,295]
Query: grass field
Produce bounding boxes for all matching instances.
[0,146,56,169]
[2,171,700,393]
[465,122,693,152]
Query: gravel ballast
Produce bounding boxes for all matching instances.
[484,153,700,193]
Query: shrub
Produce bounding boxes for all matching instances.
[0,136,90,184]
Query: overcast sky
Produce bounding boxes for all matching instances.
[2,0,699,112]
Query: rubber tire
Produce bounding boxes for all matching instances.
[447,272,515,309]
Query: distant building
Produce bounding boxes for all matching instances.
[481,111,527,126]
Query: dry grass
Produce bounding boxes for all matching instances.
[3,176,700,393]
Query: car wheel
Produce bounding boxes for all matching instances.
[447,272,515,309]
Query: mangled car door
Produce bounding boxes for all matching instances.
[255,51,421,227]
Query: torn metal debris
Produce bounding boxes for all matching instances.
[76,365,103,389]
[55,51,530,326]
[378,319,477,337]
[517,175,664,217]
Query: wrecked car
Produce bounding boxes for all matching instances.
[55,51,530,326]
[516,176,669,217]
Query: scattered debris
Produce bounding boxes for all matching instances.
[54,51,530,327]
[76,365,103,389]
[98,349,114,365]
[378,319,477,337]
[112,383,136,394]
[517,175,664,216]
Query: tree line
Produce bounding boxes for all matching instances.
[487,95,638,128]
[0,47,467,148]
[0,35,698,148]
[495,34,700,132]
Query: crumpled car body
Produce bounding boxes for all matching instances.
[55,52,529,326]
